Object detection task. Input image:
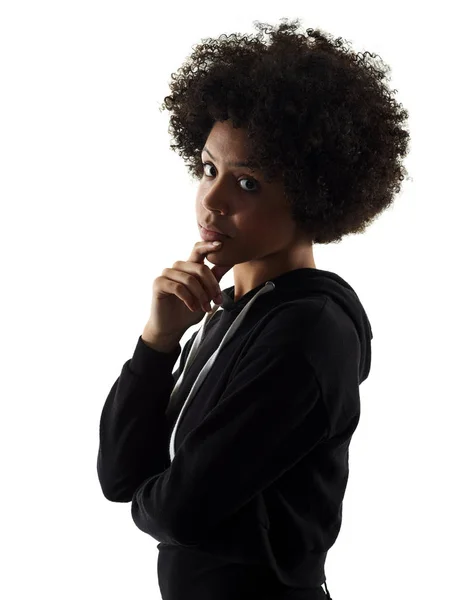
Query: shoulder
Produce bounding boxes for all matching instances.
[254,295,339,346]
[254,295,358,366]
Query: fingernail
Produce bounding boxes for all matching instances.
[214,293,223,304]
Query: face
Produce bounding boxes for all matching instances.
[195,119,315,298]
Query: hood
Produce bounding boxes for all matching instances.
[168,267,373,461]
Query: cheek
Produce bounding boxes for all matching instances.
[242,213,286,242]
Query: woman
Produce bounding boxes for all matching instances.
[97,18,410,600]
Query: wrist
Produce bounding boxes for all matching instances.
[141,328,181,354]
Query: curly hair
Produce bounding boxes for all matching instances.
[158,18,412,245]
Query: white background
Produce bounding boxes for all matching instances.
[1,1,447,599]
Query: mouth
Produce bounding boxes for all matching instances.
[199,224,229,242]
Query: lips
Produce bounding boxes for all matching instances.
[199,224,229,242]
[200,222,228,235]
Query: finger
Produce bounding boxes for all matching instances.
[188,240,223,264]
[188,240,225,295]
[164,265,218,313]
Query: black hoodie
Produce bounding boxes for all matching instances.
[97,267,373,600]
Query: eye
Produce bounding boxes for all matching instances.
[201,162,259,193]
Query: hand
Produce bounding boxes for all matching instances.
[145,240,234,341]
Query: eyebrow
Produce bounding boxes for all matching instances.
[202,146,255,169]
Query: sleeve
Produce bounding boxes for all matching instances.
[96,330,199,502]
[130,340,330,560]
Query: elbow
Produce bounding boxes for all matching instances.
[98,479,133,503]
[97,466,134,503]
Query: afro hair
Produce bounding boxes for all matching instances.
[158,18,412,245]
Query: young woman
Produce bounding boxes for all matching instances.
[97,18,410,600]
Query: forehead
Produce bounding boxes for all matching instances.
[204,121,261,174]
[205,120,250,151]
